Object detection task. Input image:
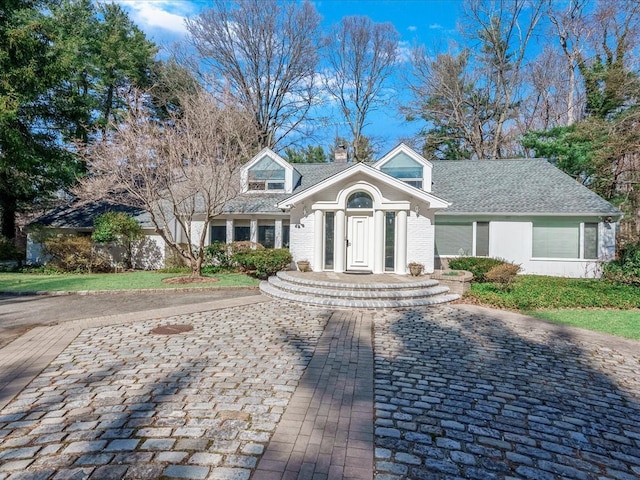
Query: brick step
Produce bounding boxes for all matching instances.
[259,271,460,309]
[267,274,450,300]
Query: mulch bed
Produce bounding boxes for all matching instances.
[161,276,220,285]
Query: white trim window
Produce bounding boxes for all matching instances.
[435,220,489,257]
[248,156,285,191]
[380,152,424,189]
[532,220,598,259]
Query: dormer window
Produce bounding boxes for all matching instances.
[248,156,285,191]
[380,152,423,189]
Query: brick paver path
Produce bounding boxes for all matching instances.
[0,299,639,480]
[253,311,374,480]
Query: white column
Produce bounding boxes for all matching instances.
[373,210,385,274]
[334,210,345,273]
[396,210,408,274]
[313,209,324,271]
[226,219,234,243]
[275,219,283,249]
[250,218,258,244]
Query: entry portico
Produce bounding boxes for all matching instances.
[277,159,450,275]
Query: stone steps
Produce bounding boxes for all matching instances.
[260,271,460,309]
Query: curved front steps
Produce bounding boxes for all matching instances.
[260,270,460,309]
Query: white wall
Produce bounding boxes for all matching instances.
[289,206,315,268]
[407,212,435,273]
[132,233,165,270]
[490,220,605,278]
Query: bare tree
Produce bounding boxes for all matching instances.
[405,48,494,160]
[459,0,546,158]
[185,0,321,149]
[519,46,576,134]
[323,16,399,161]
[547,0,590,126]
[74,88,259,277]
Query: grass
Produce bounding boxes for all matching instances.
[524,309,640,340]
[465,275,640,339]
[0,271,259,292]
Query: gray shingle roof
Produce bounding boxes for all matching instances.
[431,159,620,216]
[223,163,352,214]
[33,158,620,228]
[32,202,155,229]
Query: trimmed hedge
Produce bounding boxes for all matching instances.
[43,235,111,273]
[447,257,507,282]
[233,248,292,279]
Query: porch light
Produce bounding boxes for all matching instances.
[414,204,420,216]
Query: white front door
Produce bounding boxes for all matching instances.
[347,214,373,271]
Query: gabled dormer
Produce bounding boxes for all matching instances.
[374,144,433,193]
[241,148,300,194]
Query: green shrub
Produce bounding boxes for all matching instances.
[484,263,521,290]
[43,235,111,273]
[92,212,142,269]
[448,257,507,282]
[205,241,266,273]
[603,242,640,286]
[233,248,292,279]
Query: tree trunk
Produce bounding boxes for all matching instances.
[0,194,17,240]
[190,256,203,278]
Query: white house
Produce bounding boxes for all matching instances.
[28,144,621,278]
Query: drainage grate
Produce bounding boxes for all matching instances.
[150,324,194,335]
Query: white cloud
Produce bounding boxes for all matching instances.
[408,26,417,32]
[114,1,195,35]
[428,23,443,30]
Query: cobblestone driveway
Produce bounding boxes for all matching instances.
[0,302,329,479]
[0,300,639,480]
[373,306,640,480]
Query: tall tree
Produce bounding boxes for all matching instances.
[406,0,544,159]
[283,145,328,163]
[463,0,545,159]
[547,0,590,126]
[49,0,158,142]
[186,0,321,149]
[0,0,79,239]
[74,88,260,278]
[323,16,399,162]
[0,0,157,240]
[405,49,493,160]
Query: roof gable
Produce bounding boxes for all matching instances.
[373,143,433,192]
[241,148,300,194]
[276,161,449,210]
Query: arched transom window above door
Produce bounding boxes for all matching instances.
[347,191,373,208]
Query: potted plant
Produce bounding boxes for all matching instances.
[408,262,424,276]
[296,259,311,272]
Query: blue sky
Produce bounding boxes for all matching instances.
[114,0,466,154]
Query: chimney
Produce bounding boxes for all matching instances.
[334,144,348,163]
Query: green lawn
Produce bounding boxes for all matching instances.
[465,275,640,340]
[525,309,640,340]
[0,271,259,292]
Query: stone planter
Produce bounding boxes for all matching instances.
[296,260,311,272]
[429,270,473,295]
[408,263,424,276]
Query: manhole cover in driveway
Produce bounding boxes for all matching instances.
[150,324,194,335]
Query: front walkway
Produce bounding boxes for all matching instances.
[0,298,639,479]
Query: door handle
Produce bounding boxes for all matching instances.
[346,239,351,247]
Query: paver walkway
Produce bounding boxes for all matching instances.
[253,310,374,480]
